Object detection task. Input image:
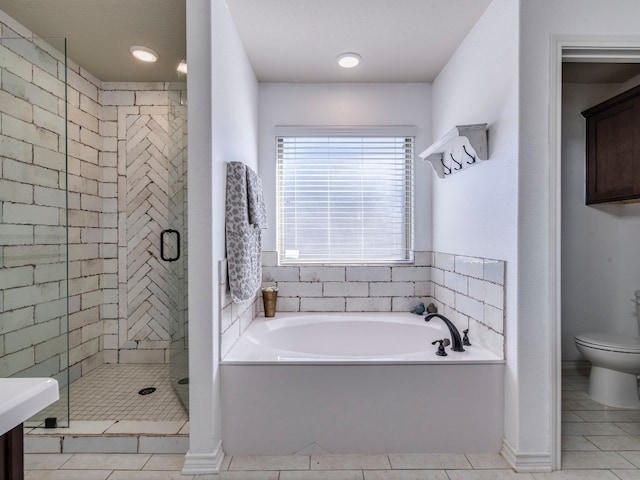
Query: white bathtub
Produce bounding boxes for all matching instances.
[221,312,504,455]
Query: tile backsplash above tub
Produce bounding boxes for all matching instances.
[261,251,433,314]
[219,251,505,359]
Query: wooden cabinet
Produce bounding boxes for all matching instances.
[582,84,640,204]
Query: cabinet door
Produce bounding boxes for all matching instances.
[585,95,640,204]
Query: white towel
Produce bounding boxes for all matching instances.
[225,162,263,303]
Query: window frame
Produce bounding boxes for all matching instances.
[275,125,417,266]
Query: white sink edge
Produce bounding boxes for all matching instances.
[0,378,59,436]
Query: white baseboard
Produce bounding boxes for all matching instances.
[182,442,225,475]
[502,439,552,473]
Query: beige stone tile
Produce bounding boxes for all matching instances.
[464,453,510,469]
[445,470,533,479]
[312,454,390,470]
[561,451,635,469]
[24,453,73,470]
[585,435,640,451]
[220,473,279,480]
[62,453,151,470]
[533,470,621,479]
[221,455,232,471]
[611,470,640,479]
[616,423,640,435]
[144,454,186,470]
[229,455,310,471]
[388,454,471,470]
[561,422,627,436]
[179,421,189,434]
[281,471,364,480]
[107,472,193,480]
[574,410,639,423]
[561,435,599,451]
[364,470,448,480]
[25,470,112,480]
[105,420,185,434]
[561,412,585,423]
[620,451,640,468]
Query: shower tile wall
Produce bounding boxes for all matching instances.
[101,82,172,364]
[0,11,173,386]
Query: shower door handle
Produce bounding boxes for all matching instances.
[160,229,180,262]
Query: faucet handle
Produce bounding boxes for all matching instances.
[431,338,450,356]
[462,329,471,346]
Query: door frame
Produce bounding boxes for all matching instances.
[549,35,640,471]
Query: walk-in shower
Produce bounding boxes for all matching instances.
[0,27,188,427]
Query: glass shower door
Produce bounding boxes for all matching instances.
[0,36,69,427]
[166,63,188,410]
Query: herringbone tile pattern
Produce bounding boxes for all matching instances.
[126,114,171,344]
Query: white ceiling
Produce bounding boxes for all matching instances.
[0,0,492,83]
[225,0,493,83]
[2,2,638,85]
[0,0,186,82]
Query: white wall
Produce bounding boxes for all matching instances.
[185,0,258,473]
[519,0,640,468]
[431,0,519,456]
[258,83,432,252]
[561,80,640,361]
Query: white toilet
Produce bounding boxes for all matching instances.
[575,290,640,409]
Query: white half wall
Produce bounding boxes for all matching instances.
[431,0,519,460]
[258,82,432,252]
[185,0,258,473]
[561,81,640,362]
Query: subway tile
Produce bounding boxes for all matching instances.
[346,297,391,312]
[483,260,505,285]
[455,294,483,322]
[301,297,345,312]
[454,256,484,279]
[300,266,346,282]
[370,282,414,297]
[277,282,323,297]
[444,271,467,294]
[346,267,391,282]
[324,282,369,297]
[413,251,433,267]
[434,253,455,272]
[391,266,429,282]
[262,266,300,282]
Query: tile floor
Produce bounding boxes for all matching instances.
[24,366,640,479]
[34,364,187,424]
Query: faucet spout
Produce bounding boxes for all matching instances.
[424,313,465,352]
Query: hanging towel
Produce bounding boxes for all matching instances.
[225,161,263,303]
[246,166,268,229]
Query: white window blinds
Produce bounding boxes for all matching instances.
[277,134,414,264]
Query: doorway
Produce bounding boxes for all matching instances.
[550,39,640,470]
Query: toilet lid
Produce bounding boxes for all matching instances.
[575,332,640,353]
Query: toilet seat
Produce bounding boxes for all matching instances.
[575,333,640,354]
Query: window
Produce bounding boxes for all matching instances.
[276,128,415,264]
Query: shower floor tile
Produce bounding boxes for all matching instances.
[37,364,187,423]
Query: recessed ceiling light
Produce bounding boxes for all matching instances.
[130,45,158,63]
[337,52,361,69]
[177,61,188,74]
